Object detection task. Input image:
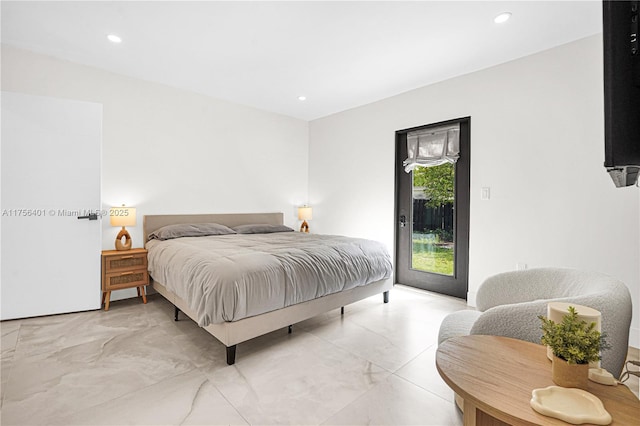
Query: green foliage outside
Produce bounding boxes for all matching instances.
[539,306,609,365]
[412,232,454,275]
[413,163,455,208]
[411,163,456,275]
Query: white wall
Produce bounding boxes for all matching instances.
[309,35,640,347]
[2,45,309,300]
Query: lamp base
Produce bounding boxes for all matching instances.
[300,220,309,233]
[115,227,132,251]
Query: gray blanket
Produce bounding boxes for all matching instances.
[147,232,392,325]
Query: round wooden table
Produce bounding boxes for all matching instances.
[436,335,640,425]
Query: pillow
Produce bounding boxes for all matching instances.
[148,223,236,241]
[232,224,294,234]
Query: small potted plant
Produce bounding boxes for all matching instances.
[538,306,608,388]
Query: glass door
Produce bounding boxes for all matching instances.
[395,118,470,299]
[411,163,455,276]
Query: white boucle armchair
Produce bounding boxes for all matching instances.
[437,268,632,377]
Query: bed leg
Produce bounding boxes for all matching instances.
[383,291,389,303]
[341,306,345,315]
[226,345,237,365]
[174,306,180,321]
[288,325,293,334]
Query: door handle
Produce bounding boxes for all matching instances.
[77,213,98,220]
[399,215,407,228]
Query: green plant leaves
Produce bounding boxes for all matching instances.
[538,306,608,365]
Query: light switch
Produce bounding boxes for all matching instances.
[481,187,491,200]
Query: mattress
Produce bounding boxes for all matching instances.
[146,232,392,326]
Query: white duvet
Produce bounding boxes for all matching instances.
[146,232,392,325]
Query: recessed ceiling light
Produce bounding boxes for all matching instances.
[298,96,307,101]
[107,34,122,43]
[494,12,512,24]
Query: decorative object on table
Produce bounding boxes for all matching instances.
[530,386,612,425]
[588,368,618,386]
[539,305,608,389]
[110,205,136,250]
[546,302,601,368]
[298,205,312,233]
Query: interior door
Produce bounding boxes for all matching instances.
[1,92,102,320]
[395,117,470,299]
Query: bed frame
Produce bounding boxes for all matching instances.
[143,213,393,365]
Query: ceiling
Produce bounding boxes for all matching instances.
[1,1,602,121]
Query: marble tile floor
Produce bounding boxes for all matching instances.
[0,285,637,426]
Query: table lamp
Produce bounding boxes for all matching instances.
[298,206,312,233]
[110,205,136,250]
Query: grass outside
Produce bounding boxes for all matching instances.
[412,232,454,276]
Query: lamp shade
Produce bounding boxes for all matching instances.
[298,206,312,221]
[110,206,136,227]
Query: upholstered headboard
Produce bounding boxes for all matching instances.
[143,212,284,244]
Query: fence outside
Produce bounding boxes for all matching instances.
[412,199,453,235]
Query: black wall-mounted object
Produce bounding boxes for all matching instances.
[603,0,640,187]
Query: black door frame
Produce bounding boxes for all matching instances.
[394,117,470,299]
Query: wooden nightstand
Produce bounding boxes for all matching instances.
[101,248,149,311]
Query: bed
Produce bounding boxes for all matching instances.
[143,212,393,365]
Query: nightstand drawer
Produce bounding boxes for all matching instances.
[104,269,149,291]
[103,252,147,272]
